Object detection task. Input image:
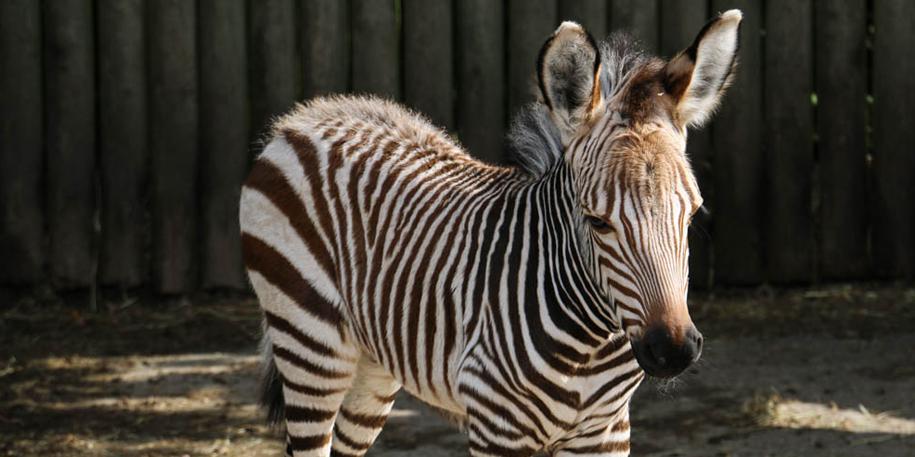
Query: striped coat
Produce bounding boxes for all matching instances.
[241,11,742,457]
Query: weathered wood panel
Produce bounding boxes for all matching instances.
[872,0,915,278]
[148,0,199,293]
[0,0,44,284]
[610,0,659,53]
[97,0,147,287]
[352,0,400,99]
[249,0,300,142]
[710,0,764,285]
[456,0,505,163]
[660,0,713,289]
[44,0,96,288]
[659,0,708,57]
[301,0,350,97]
[403,0,455,129]
[199,0,249,289]
[559,0,608,41]
[765,0,815,283]
[815,0,869,279]
[507,0,557,116]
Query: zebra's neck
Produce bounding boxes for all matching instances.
[482,160,620,365]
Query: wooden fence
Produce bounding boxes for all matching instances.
[1,0,913,294]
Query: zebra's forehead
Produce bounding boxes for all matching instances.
[585,123,701,213]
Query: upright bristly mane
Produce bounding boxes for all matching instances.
[507,32,652,177]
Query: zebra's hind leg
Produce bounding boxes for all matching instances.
[249,274,362,455]
[269,322,360,457]
[330,357,402,456]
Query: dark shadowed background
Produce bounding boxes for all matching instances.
[1,1,914,456]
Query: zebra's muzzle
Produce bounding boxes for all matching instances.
[630,325,703,378]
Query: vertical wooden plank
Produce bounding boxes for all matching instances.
[816,0,868,279]
[351,0,400,99]
[765,0,814,283]
[456,0,505,163]
[659,0,708,57]
[660,0,713,289]
[609,0,659,53]
[148,0,198,293]
[710,0,764,285]
[300,0,350,97]
[0,0,44,284]
[249,0,300,140]
[507,0,557,117]
[403,0,455,129]
[199,0,249,290]
[872,0,915,278]
[559,0,608,41]
[44,0,96,288]
[97,0,147,287]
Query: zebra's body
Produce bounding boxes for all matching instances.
[241,11,742,457]
[243,96,640,455]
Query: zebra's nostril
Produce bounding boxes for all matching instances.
[685,327,703,360]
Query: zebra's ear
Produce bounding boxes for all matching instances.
[537,21,603,144]
[664,9,742,128]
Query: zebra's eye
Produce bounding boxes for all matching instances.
[585,215,612,232]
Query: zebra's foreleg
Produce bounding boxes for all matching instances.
[330,356,402,456]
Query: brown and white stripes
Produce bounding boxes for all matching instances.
[241,11,742,457]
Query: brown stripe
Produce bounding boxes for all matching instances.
[242,233,343,325]
[339,407,388,429]
[283,130,338,258]
[285,405,336,423]
[265,310,338,358]
[280,372,347,398]
[243,158,337,282]
[273,345,352,379]
[333,427,373,451]
[560,440,630,454]
[289,433,331,450]
[329,450,361,457]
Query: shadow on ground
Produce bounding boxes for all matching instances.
[1,285,914,456]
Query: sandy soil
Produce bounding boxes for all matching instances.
[1,285,914,456]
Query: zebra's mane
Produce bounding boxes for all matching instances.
[507,33,652,177]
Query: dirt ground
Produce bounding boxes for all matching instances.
[2,285,914,457]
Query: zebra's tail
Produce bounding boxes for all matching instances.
[259,331,285,426]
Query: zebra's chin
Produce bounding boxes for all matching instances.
[629,325,703,379]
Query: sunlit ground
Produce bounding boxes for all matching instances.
[762,398,915,435]
[2,285,914,456]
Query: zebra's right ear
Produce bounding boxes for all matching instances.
[537,22,603,144]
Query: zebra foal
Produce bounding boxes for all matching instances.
[241,10,742,457]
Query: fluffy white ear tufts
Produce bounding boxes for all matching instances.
[665,9,742,128]
[537,21,603,144]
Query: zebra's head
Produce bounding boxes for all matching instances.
[535,12,742,378]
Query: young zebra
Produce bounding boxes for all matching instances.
[241,10,742,457]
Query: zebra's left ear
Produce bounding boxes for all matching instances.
[537,21,603,144]
[664,9,743,128]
